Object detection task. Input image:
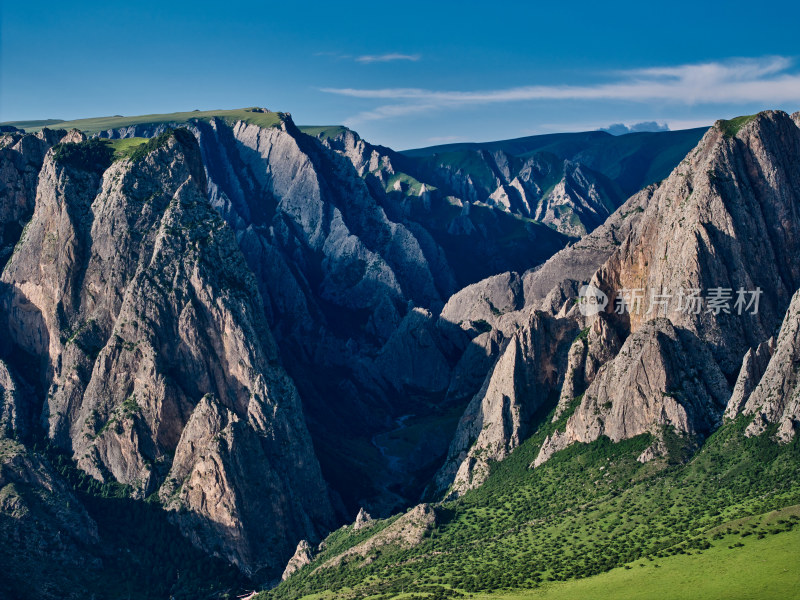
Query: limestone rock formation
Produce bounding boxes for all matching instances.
[439,271,523,333]
[391,147,624,236]
[281,539,314,581]
[0,359,32,438]
[592,111,800,373]
[725,336,776,419]
[528,111,800,467]
[534,319,729,467]
[733,290,800,441]
[353,507,375,530]
[1,130,334,576]
[434,311,577,496]
[321,504,436,569]
[553,313,623,420]
[0,128,76,268]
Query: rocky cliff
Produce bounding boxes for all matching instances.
[317,129,623,237]
[0,128,78,269]
[0,129,334,577]
[530,111,800,467]
[95,114,571,514]
[729,288,800,442]
[432,110,800,488]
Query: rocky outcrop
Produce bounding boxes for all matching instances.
[409,148,624,237]
[321,504,436,569]
[725,336,776,418]
[732,290,800,442]
[439,271,523,333]
[353,507,374,530]
[281,539,314,581]
[0,360,32,439]
[528,111,800,467]
[522,157,621,237]
[553,314,623,420]
[107,113,571,513]
[5,106,770,593]
[0,128,76,269]
[592,111,800,373]
[370,308,452,396]
[427,186,652,490]
[1,130,334,576]
[535,319,729,467]
[434,311,577,496]
[521,184,653,309]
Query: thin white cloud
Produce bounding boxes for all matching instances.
[355,53,421,64]
[323,57,800,124]
[342,103,437,127]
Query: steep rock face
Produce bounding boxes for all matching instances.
[99,114,570,513]
[521,184,653,308]
[529,111,800,467]
[402,127,707,200]
[0,360,33,439]
[1,132,334,576]
[535,319,729,467]
[725,336,776,418]
[160,394,326,575]
[593,111,800,374]
[733,290,800,442]
[371,308,452,396]
[439,271,523,334]
[442,111,800,478]
[404,147,623,236]
[553,314,623,421]
[352,507,375,531]
[427,187,654,496]
[316,126,571,286]
[0,128,74,268]
[434,311,577,496]
[520,157,621,236]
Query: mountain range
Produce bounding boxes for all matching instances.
[0,108,798,600]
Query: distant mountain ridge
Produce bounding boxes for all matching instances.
[402,127,707,198]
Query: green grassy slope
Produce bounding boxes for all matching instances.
[0,118,65,130]
[479,512,800,600]
[105,136,150,159]
[3,108,284,135]
[264,412,800,600]
[299,125,350,139]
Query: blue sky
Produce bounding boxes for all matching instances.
[2,0,800,149]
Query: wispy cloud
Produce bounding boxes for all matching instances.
[341,103,437,127]
[355,53,421,64]
[323,57,800,124]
